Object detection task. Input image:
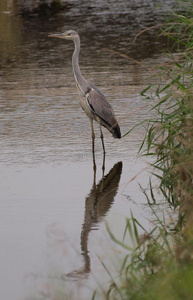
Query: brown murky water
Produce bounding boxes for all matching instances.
[0,0,176,299]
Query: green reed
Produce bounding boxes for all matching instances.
[104,1,193,299]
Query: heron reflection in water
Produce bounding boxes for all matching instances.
[62,161,122,279]
[49,30,121,155]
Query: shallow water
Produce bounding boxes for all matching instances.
[0,0,176,299]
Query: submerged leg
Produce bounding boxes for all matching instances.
[100,124,106,154]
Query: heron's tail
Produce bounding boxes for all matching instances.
[101,118,121,139]
[112,123,121,139]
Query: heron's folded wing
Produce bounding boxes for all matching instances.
[86,88,117,127]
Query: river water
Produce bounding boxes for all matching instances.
[0,1,177,299]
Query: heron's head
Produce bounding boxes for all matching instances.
[49,30,79,40]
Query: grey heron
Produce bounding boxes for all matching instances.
[49,30,121,153]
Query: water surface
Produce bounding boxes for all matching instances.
[0,1,176,299]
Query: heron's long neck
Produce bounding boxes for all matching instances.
[72,37,88,95]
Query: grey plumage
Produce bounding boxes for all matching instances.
[49,29,121,152]
[86,87,121,138]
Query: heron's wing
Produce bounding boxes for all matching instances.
[86,88,117,127]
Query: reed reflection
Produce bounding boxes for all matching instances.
[65,160,123,279]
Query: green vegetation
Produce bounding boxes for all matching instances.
[104,1,193,299]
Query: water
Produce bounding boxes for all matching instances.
[0,0,176,299]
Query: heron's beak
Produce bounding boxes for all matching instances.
[48,33,66,39]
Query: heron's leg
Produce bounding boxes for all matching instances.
[93,157,96,189]
[102,149,105,178]
[100,124,106,154]
[90,118,96,173]
[92,149,97,183]
[90,118,95,153]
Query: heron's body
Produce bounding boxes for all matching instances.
[49,30,121,152]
